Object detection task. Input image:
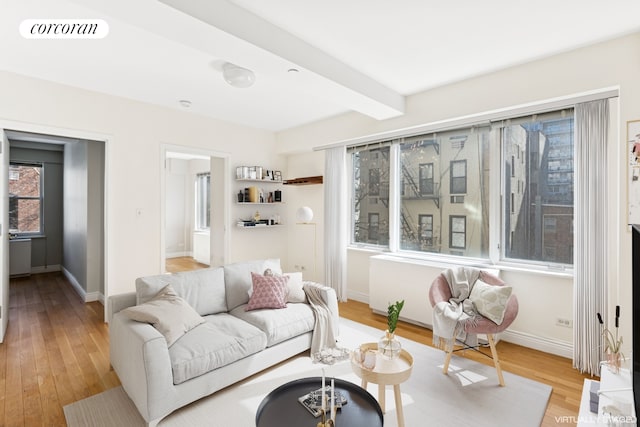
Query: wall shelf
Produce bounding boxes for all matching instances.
[283,176,323,185]
[236,224,284,229]
[237,178,283,184]
[236,202,284,205]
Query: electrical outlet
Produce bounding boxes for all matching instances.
[556,318,572,328]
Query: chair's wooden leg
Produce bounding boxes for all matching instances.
[487,334,505,386]
[443,346,454,374]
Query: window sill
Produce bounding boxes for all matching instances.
[10,234,46,239]
[358,250,574,279]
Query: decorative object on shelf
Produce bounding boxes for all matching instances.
[296,206,314,223]
[248,186,259,203]
[274,189,282,202]
[236,166,281,181]
[222,62,255,88]
[597,306,624,373]
[237,190,244,202]
[378,300,404,360]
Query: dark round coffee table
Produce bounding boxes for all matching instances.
[256,377,383,427]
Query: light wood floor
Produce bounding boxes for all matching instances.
[165,256,209,273]
[0,268,594,426]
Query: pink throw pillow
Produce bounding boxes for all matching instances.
[245,272,289,311]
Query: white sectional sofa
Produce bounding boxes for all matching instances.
[108,259,339,427]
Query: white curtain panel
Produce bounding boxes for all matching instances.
[573,99,609,375]
[324,146,348,301]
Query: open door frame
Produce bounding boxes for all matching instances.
[160,144,230,272]
[0,130,10,342]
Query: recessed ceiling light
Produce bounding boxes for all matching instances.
[288,68,300,73]
[179,100,192,108]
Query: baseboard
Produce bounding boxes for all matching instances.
[31,264,61,274]
[347,290,369,304]
[85,291,104,304]
[62,266,85,300]
[359,292,573,359]
[61,267,105,305]
[500,329,573,359]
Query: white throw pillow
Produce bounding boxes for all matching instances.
[283,272,306,303]
[469,279,512,325]
[122,284,205,346]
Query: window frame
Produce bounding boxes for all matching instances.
[449,215,466,250]
[418,163,434,195]
[449,160,467,194]
[418,214,434,247]
[346,90,616,274]
[9,162,44,237]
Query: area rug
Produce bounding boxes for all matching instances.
[64,318,551,427]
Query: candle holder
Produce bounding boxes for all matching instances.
[316,402,336,427]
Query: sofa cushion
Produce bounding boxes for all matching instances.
[136,267,227,316]
[230,303,315,347]
[169,313,268,384]
[246,272,289,311]
[122,284,205,346]
[224,259,282,310]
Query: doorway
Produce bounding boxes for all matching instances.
[161,145,228,274]
[0,127,107,342]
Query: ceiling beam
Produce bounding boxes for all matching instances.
[159,0,405,120]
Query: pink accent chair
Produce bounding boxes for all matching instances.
[428,270,518,386]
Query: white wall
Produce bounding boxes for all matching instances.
[86,141,105,296]
[277,32,640,356]
[285,151,325,281]
[165,158,190,257]
[0,70,285,301]
[62,140,88,292]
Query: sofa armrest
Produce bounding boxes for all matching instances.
[110,312,177,423]
[303,281,340,337]
[107,291,136,323]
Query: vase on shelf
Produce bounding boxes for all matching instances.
[606,350,623,374]
[378,330,401,360]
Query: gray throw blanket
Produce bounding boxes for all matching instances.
[432,267,481,351]
[303,282,339,358]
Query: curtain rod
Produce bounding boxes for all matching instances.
[313,87,619,151]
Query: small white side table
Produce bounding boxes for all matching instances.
[350,342,413,427]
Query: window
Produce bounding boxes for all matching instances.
[418,214,433,248]
[351,144,390,246]
[195,172,210,230]
[398,128,489,257]
[368,213,380,242]
[369,168,380,195]
[349,104,580,268]
[419,163,434,195]
[502,109,574,265]
[9,163,43,235]
[450,160,467,194]
[450,215,466,249]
